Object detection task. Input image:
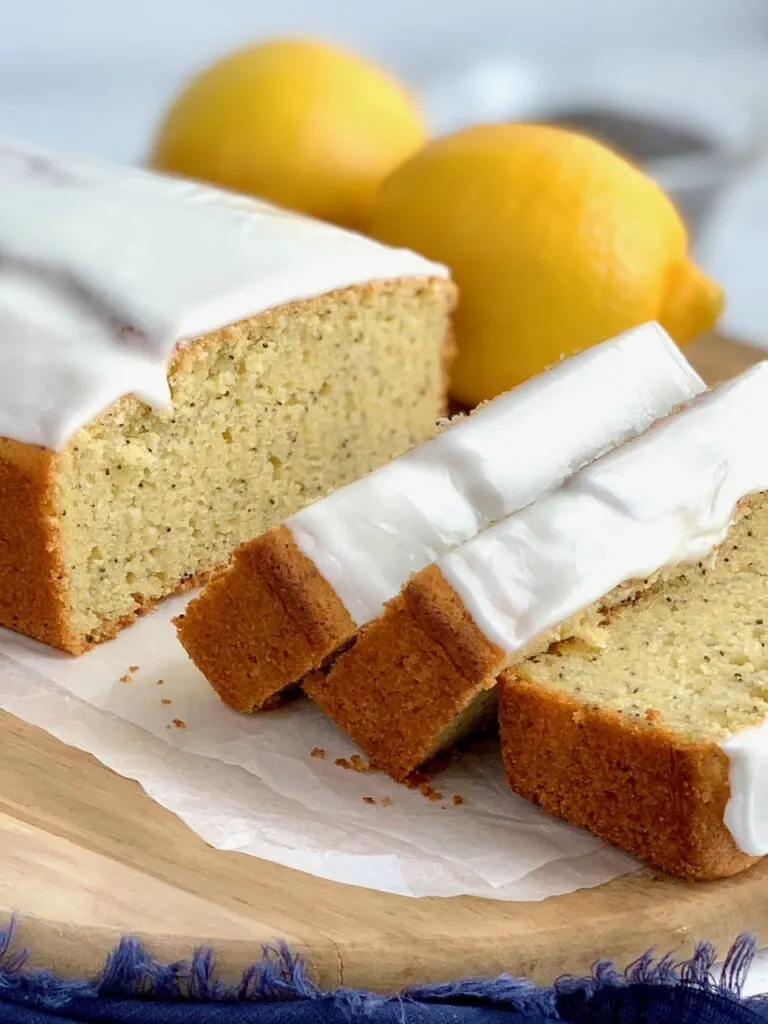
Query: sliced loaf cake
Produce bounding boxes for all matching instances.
[307,364,768,781]
[176,324,704,710]
[0,143,454,654]
[499,494,768,880]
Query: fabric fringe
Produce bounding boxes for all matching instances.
[1,916,767,1019]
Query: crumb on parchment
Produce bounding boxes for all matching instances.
[129,665,139,673]
[334,754,373,772]
[332,754,460,807]
[172,718,185,729]
[310,747,326,759]
[119,674,132,684]
[161,698,172,705]
[404,766,465,807]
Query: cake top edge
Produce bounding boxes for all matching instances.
[0,140,449,449]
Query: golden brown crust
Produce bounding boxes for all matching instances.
[305,564,505,780]
[498,671,756,881]
[404,565,506,679]
[176,525,356,711]
[0,439,80,652]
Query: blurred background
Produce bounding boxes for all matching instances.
[2,0,768,348]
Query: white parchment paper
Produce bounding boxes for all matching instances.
[0,592,638,899]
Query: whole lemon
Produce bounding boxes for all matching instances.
[151,38,427,231]
[369,123,724,406]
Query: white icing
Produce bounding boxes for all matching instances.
[720,723,768,855]
[288,323,704,625]
[440,362,768,658]
[0,142,447,450]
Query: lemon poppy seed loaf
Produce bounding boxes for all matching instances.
[176,325,704,712]
[0,143,454,654]
[307,365,768,781]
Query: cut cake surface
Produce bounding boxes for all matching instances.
[177,325,704,711]
[0,144,454,653]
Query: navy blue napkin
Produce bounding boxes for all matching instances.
[1,922,766,1023]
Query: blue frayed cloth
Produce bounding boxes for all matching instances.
[1,921,767,1023]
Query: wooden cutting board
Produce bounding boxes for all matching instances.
[1,333,765,995]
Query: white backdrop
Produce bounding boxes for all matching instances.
[3,0,766,72]
[1,0,767,161]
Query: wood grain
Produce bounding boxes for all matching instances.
[1,334,765,994]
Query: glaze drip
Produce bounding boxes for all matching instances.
[0,142,447,449]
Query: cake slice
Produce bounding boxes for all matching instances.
[499,493,768,880]
[308,363,768,781]
[0,143,454,654]
[175,324,704,710]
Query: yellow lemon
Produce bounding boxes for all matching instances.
[369,123,724,406]
[151,38,427,231]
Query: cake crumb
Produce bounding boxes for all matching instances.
[335,754,373,772]
[380,796,393,807]
[419,782,443,802]
[119,673,132,684]
[452,794,464,806]
[172,718,186,729]
[362,795,376,805]
[156,678,165,686]
[310,746,327,759]
[129,665,139,673]
[161,698,172,705]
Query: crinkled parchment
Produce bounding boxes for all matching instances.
[0,592,637,898]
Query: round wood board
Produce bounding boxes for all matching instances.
[2,333,766,994]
